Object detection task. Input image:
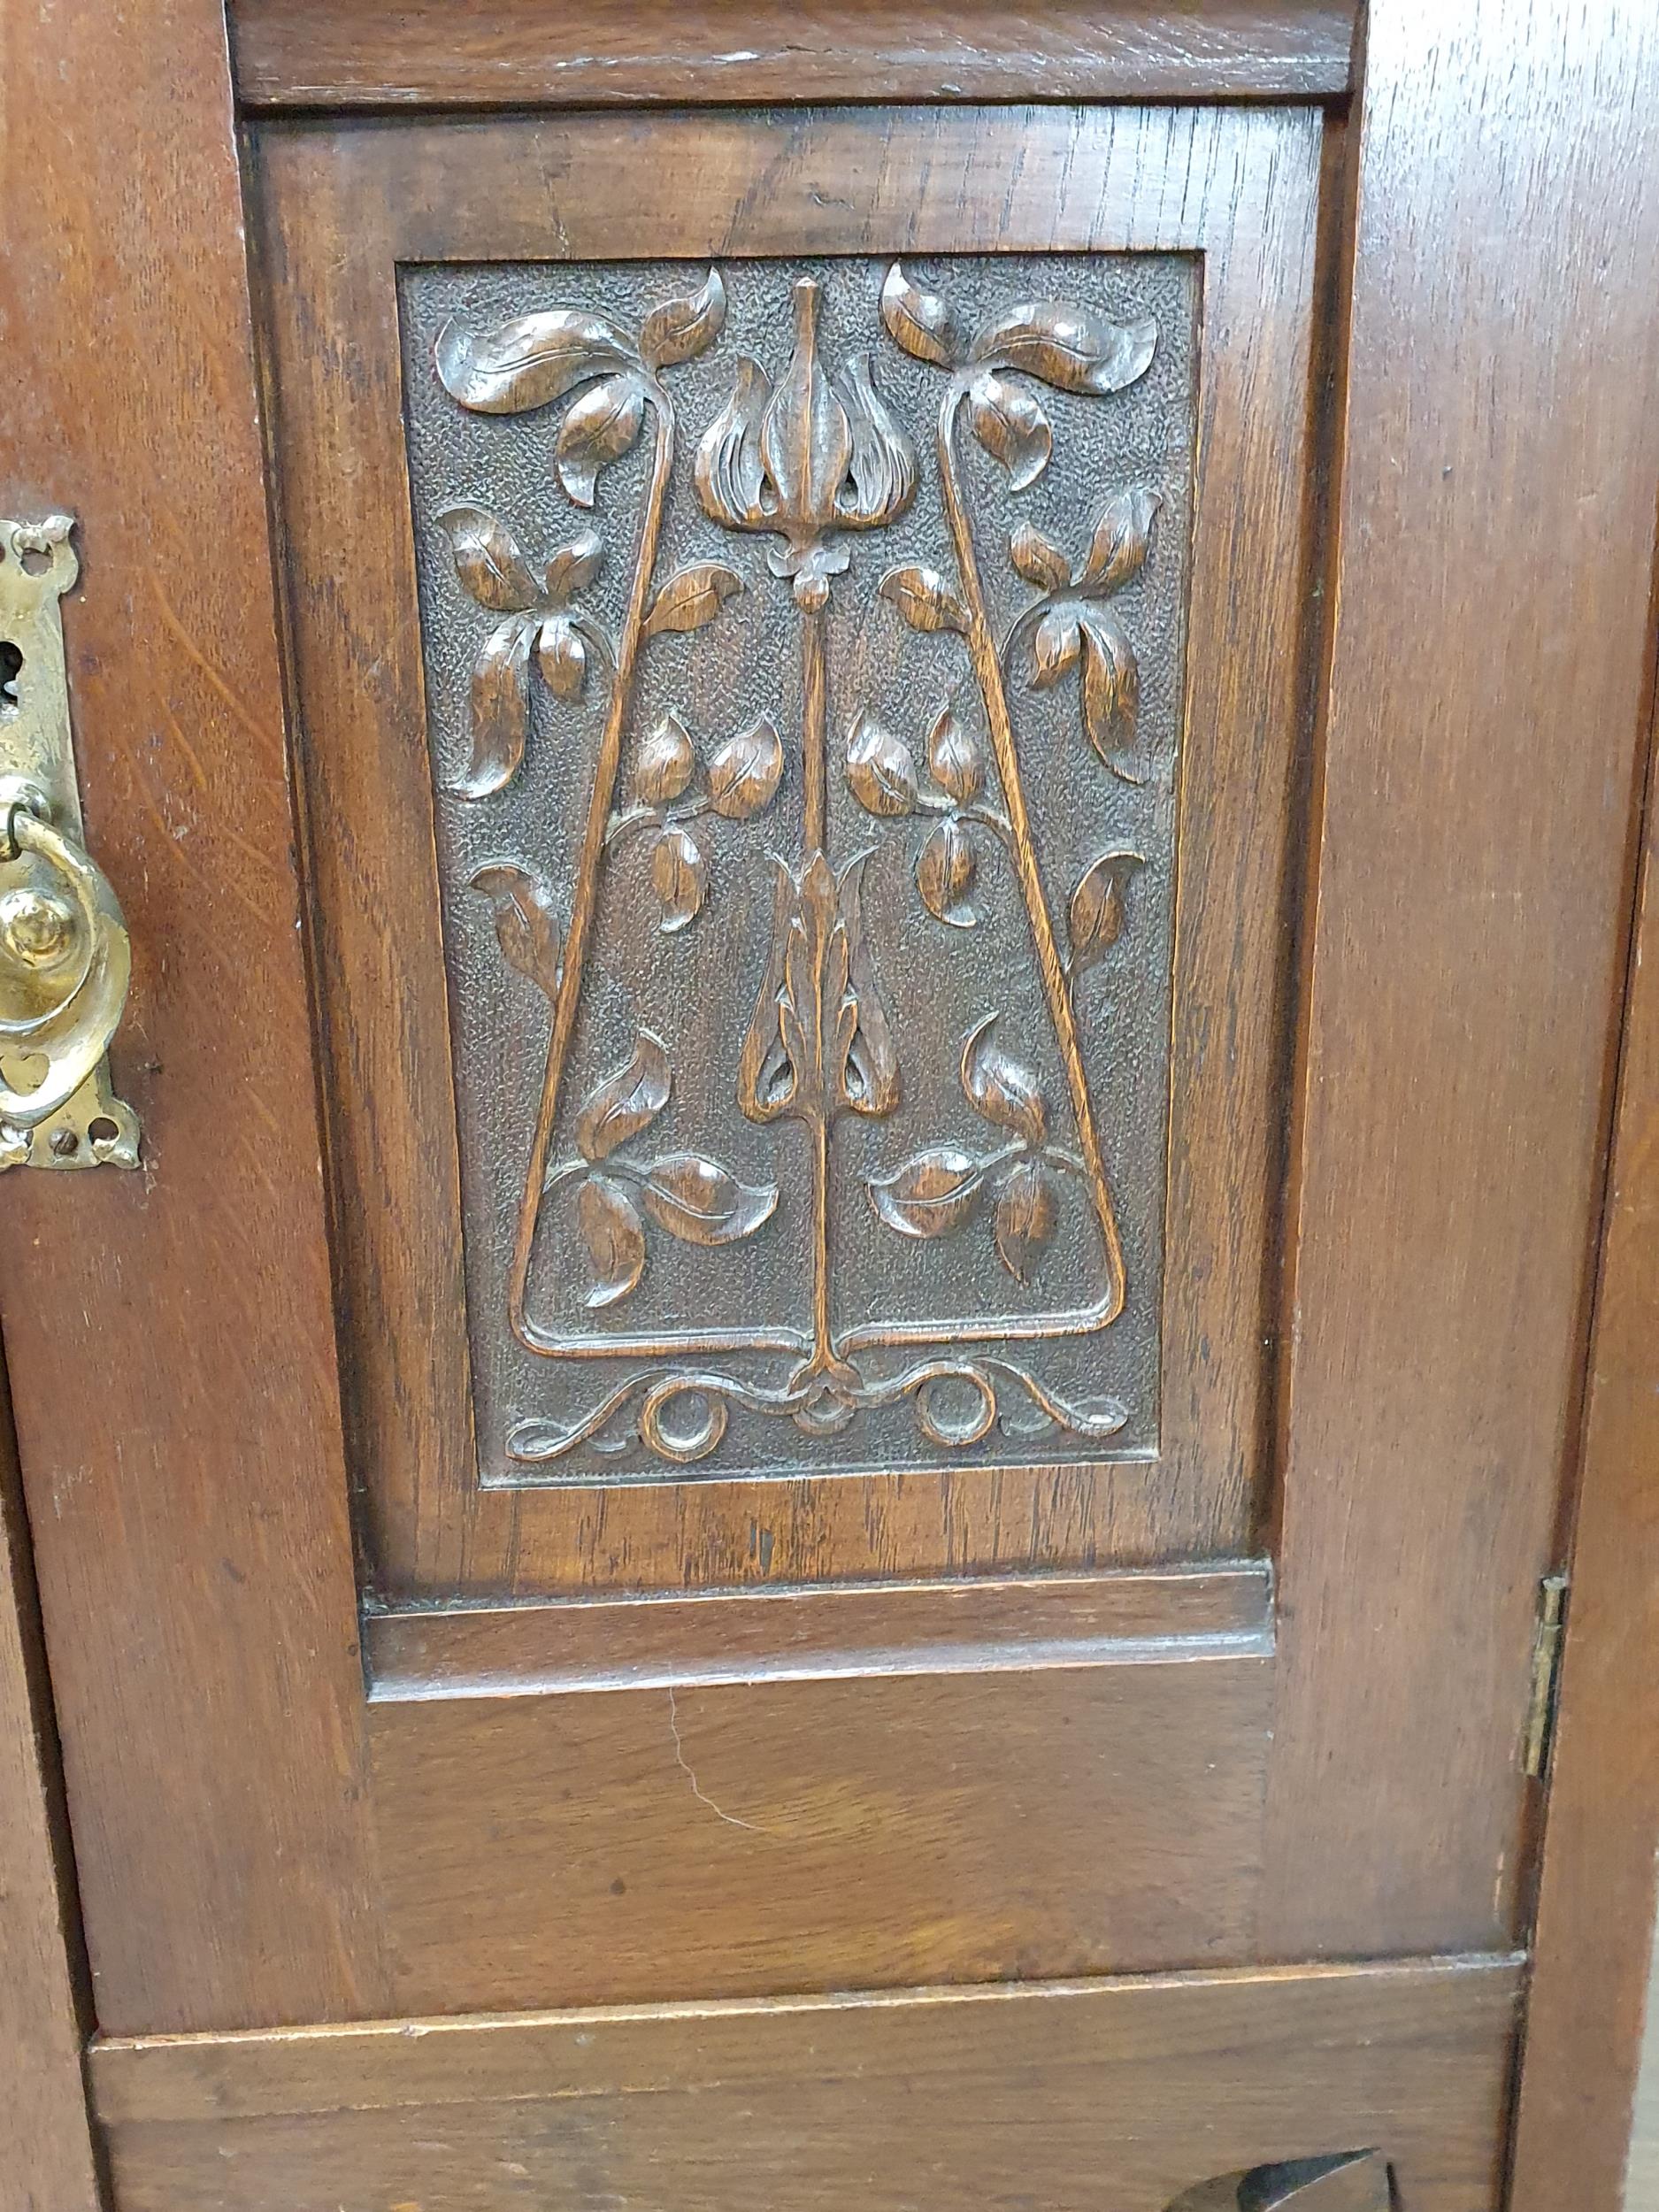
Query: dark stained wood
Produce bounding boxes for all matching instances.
[254,102,1318,1598]
[0,0,387,2032]
[88,1958,1520,2212]
[231,0,1358,111]
[0,1412,104,2212]
[367,1561,1271,1697]
[371,1632,1273,2011]
[1510,714,1659,2195]
[1259,0,1659,1959]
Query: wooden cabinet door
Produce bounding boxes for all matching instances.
[4,4,1657,2210]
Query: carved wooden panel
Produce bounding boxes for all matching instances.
[399,252,1195,1485]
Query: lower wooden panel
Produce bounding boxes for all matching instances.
[367,1618,1271,2012]
[90,1957,1522,2212]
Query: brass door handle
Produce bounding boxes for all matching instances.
[0,516,139,1169]
[0,791,133,1130]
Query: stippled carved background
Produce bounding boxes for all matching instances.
[398,252,1196,1485]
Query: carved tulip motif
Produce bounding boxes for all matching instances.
[695,278,917,609]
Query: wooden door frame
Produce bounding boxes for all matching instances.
[4,0,1659,2198]
[1510,657,1659,2203]
[0,1408,104,2211]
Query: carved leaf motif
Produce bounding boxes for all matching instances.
[578,1173,647,1308]
[650,825,707,932]
[994,1156,1059,1283]
[556,373,646,507]
[643,563,743,637]
[573,1032,670,1164]
[640,268,726,371]
[460,613,535,795]
[1080,488,1160,592]
[435,310,634,413]
[544,529,603,602]
[634,711,696,805]
[1068,850,1144,972]
[967,370,1053,491]
[640,1154,779,1245]
[1031,606,1082,687]
[1010,520,1072,594]
[845,710,919,817]
[866,1147,985,1238]
[962,1018,1048,1146]
[1079,611,1141,768]
[918,817,978,928]
[537,617,587,701]
[972,303,1158,396]
[439,504,541,612]
[879,262,971,368]
[926,706,985,803]
[708,715,784,820]
[880,565,970,635]
[469,863,562,997]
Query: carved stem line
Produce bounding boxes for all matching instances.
[802,597,829,852]
[510,384,675,1350]
[935,381,1127,1325]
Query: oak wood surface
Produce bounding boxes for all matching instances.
[254,102,1318,1600]
[1510,610,1659,2193]
[88,1958,1520,2212]
[0,1414,104,2212]
[368,1635,1272,2011]
[1257,0,1659,1960]
[0,0,388,2033]
[230,0,1358,111]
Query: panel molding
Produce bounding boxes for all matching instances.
[366,1561,1272,1699]
[231,0,1358,113]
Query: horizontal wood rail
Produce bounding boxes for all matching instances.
[230,0,1358,112]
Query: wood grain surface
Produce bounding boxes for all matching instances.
[1259,0,1659,1960]
[0,1414,103,2212]
[231,0,1358,111]
[0,0,388,2032]
[89,1957,1520,2212]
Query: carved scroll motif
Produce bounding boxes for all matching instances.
[419,255,1187,1475]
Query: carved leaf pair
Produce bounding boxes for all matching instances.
[867,1018,1077,1284]
[846,704,1000,929]
[615,710,786,932]
[1012,488,1161,780]
[880,262,1158,493]
[438,511,609,796]
[437,269,725,503]
[560,1032,778,1309]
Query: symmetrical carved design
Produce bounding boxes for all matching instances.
[406,252,1192,1479]
[1166,2151,1394,2212]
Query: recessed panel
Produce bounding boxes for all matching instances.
[399,253,1195,1486]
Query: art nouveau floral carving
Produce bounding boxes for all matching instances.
[428,257,1172,1470]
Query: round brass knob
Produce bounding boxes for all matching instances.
[0,801,131,1127]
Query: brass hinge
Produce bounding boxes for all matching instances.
[1522,1571,1570,1779]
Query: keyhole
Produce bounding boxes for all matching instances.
[0,641,21,715]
